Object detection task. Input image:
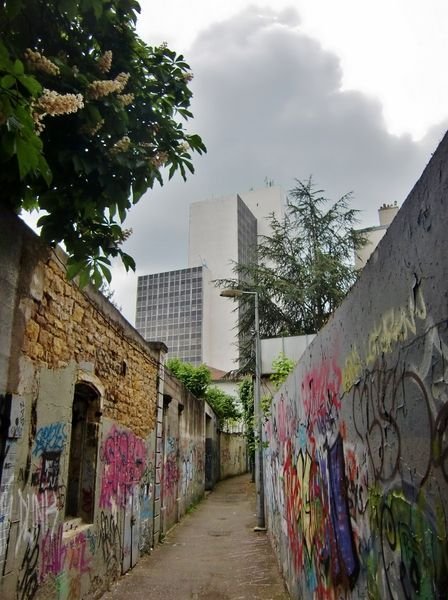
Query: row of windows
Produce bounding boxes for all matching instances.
[136,297,203,308]
[138,267,202,282]
[137,309,203,318]
[137,300,203,309]
[142,327,201,337]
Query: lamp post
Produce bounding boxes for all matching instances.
[220,288,265,530]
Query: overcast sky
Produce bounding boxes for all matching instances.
[46,2,448,321]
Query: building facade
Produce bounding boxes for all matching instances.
[136,267,212,365]
[136,187,285,371]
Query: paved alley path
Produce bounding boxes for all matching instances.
[102,474,290,600]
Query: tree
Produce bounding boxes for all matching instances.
[0,0,205,285]
[204,386,241,425]
[166,358,211,398]
[217,177,366,366]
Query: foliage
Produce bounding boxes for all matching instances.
[261,352,296,418]
[166,358,240,425]
[270,352,295,390]
[238,377,255,458]
[166,358,210,398]
[205,386,241,424]
[0,0,205,285]
[217,177,366,367]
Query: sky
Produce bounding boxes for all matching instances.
[25,1,448,322]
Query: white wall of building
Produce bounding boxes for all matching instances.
[355,203,400,269]
[239,187,285,238]
[189,194,241,371]
[188,188,286,372]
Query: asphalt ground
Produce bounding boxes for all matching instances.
[101,473,290,600]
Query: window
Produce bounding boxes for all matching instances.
[66,383,100,523]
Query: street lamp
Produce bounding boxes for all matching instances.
[220,288,265,530]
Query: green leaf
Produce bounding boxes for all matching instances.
[66,261,85,280]
[17,74,41,96]
[12,60,24,76]
[98,261,112,283]
[121,252,136,272]
[78,268,91,289]
[1,75,16,89]
[16,136,38,179]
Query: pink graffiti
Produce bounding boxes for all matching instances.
[40,525,91,580]
[273,393,298,444]
[163,453,178,494]
[99,426,147,508]
[40,525,65,579]
[302,359,342,431]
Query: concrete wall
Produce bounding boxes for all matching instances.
[0,209,166,599]
[261,335,315,375]
[263,132,448,599]
[161,374,210,534]
[220,433,247,480]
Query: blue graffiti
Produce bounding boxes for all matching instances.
[33,423,67,457]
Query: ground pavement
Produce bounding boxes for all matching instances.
[102,473,290,600]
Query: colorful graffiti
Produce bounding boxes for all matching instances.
[99,425,147,509]
[263,293,448,599]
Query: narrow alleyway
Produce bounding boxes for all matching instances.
[102,474,289,600]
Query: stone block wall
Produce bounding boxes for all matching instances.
[263,132,448,599]
[0,211,164,599]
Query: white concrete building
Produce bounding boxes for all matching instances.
[135,187,285,372]
[355,203,400,269]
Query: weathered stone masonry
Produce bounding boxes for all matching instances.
[0,209,165,600]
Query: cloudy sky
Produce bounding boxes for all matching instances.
[89,2,448,320]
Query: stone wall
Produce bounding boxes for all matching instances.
[0,211,164,599]
[220,433,247,480]
[263,132,448,599]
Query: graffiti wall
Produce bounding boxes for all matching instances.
[0,208,164,600]
[263,132,448,599]
[220,432,247,480]
[161,374,211,532]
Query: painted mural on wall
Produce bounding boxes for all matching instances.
[264,281,448,594]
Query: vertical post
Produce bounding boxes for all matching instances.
[253,292,265,530]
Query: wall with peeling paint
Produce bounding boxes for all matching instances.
[160,374,216,534]
[0,209,167,600]
[263,132,448,599]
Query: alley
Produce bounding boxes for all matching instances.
[102,474,289,600]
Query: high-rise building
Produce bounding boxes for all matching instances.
[135,266,212,364]
[135,187,285,371]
